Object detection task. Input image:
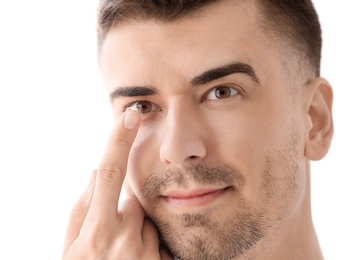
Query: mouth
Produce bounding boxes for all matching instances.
[161,187,230,209]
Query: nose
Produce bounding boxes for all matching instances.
[159,104,207,166]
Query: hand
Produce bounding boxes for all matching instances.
[63,109,169,259]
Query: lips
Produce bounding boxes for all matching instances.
[162,187,228,208]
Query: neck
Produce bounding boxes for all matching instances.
[269,161,322,259]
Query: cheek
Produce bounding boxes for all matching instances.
[207,109,270,160]
[213,121,268,190]
[210,104,295,177]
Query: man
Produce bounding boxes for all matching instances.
[63,0,334,259]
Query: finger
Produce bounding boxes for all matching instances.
[63,170,96,256]
[142,218,160,251]
[118,198,146,231]
[88,108,141,218]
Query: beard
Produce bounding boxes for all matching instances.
[139,123,301,260]
[141,164,269,260]
[159,206,268,260]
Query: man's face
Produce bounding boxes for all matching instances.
[100,1,309,259]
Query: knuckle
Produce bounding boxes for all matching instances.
[98,162,125,183]
[69,197,91,220]
[121,198,141,210]
[117,135,133,147]
[80,224,159,260]
[82,224,113,257]
[74,190,93,210]
[72,198,88,213]
[112,240,147,260]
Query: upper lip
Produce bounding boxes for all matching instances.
[161,187,229,199]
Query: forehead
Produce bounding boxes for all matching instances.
[99,0,279,89]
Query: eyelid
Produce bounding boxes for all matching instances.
[217,83,243,92]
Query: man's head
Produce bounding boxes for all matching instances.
[97,0,333,259]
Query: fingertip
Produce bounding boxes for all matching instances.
[123,108,142,130]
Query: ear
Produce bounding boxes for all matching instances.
[304,77,334,161]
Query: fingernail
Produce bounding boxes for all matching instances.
[124,108,141,130]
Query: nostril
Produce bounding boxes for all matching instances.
[159,135,207,165]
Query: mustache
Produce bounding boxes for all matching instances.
[141,163,245,201]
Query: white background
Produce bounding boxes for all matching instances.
[0,1,344,259]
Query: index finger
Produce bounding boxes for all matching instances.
[88,108,141,217]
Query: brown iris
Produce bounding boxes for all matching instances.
[214,86,231,99]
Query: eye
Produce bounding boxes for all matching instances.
[205,85,239,101]
[126,100,160,114]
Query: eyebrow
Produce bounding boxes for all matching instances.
[191,62,260,87]
[109,62,260,101]
[110,86,158,101]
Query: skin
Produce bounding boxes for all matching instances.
[63,1,333,259]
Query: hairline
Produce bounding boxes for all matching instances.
[98,0,318,87]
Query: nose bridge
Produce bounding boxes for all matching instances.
[159,100,207,166]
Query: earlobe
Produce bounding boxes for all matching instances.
[304,77,334,161]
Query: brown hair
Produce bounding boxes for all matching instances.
[97,0,321,77]
[97,0,218,45]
